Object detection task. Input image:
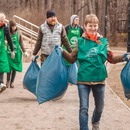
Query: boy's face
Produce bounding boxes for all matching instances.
[84,22,98,35]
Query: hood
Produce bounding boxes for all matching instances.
[70,14,78,26]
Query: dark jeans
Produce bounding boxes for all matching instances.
[77,84,105,130]
[7,70,16,83]
[0,73,4,83]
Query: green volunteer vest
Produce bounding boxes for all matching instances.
[7,32,22,72]
[67,26,80,49]
[63,26,80,65]
[0,28,10,73]
[77,37,108,82]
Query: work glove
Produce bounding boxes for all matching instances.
[11,51,15,59]
[23,51,29,58]
[59,47,63,52]
[30,55,37,61]
[123,53,130,61]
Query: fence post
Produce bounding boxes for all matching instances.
[104,0,108,38]
[127,0,130,52]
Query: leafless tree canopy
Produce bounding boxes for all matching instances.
[0,0,129,46]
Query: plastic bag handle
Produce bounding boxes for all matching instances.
[34,55,39,61]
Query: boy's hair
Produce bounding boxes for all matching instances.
[84,14,99,25]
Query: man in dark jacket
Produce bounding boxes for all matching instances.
[31,10,72,63]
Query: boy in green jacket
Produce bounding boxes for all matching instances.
[62,14,130,130]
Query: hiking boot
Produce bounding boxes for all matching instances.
[6,81,10,88]
[10,83,14,88]
[0,83,6,93]
[92,122,100,130]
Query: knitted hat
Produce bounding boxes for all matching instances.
[46,10,56,19]
[9,19,16,27]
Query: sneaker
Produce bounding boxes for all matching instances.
[0,83,6,93]
[6,81,10,88]
[10,83,14,88]
[92,122,100,130]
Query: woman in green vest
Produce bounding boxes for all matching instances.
[62,14,129,130]
[6,19,29,88]
[0,13,15,93]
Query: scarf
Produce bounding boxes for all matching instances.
[0,22,5,27]
[86,32,101,44]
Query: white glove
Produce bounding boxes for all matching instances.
[59,47,63,52]
[126,53,130,59]
[23,51,29,58]
[11,51,15,59]
[31,55,36,61]
[123,53,130,61]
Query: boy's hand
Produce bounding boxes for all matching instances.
[11,51,15,59]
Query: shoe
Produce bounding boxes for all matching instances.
[0,83,6,93]
[6,81,10,88]
[92,122,100,130]
[10,83,14,88]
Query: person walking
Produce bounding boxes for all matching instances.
[61,14,130,130]
[63,14,84,66]
[65,14,84,49]
[31,10,72,63]
[0,13,15,93]
[6,19,29,88]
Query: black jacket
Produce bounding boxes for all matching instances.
[0,24,14,51]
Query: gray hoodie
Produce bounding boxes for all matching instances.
[70,14,78,26]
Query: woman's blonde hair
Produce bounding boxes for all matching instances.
[84,14,99,25]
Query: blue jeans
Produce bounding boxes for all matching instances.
[77,84,105,130]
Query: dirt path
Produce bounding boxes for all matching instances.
[0,62,130,130]
[106,47,130,108]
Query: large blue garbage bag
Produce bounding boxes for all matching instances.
[23,56,40,95]
[68,63,78,85]
[36,45,68,104]
[51,63,78,101]
[120,61,130,99]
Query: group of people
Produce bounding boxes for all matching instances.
[0,10,130,130]
[31,10,130,130]
[0,13,28,93]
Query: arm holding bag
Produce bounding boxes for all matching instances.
[68,63,78,85]
[36,45,68,104]
[23,56,40,95]
[120,61,130,99]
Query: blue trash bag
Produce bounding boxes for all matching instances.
[36,45,68,104]
[51,63,78,101]
[52,88,67,101]
[120,60,130,99]
[23,56,40,95]
[68,63,78,85]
